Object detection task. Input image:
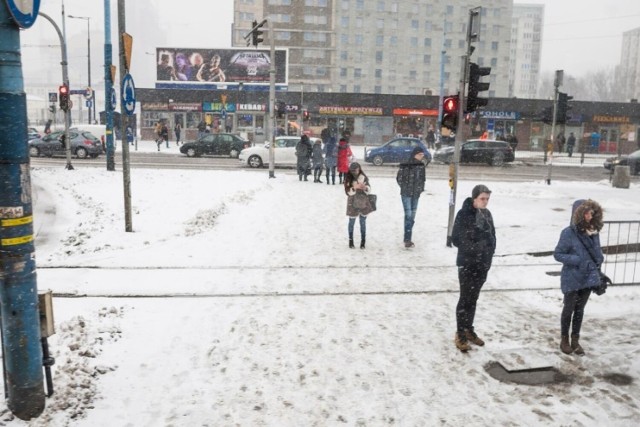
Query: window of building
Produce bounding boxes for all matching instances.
[340,34,348,44]
[391,19,398,29]
[375,85,382,94]
[340,68,347,77]
[375,51,383,63]
[270,14,291,23]
[391,2,398,13]
[425,21,432,31]
[355,34,363,45]
[409,54,417,64]
[353,85,361,93]
[390,36,398,46]
[411,20,419,30]
[491,58,498,67]
[356,17,363,28]
[446,5,454,15]
[491,41,499,51]
[377,1,384,12]
[239,12,254,21]
[388,85,395,93]
[492,25,499,36]
[317,84,325,92]
[377,18,384,29]
[303,50,325,59]
[354,68,362,78]
[303,66,315,76]
[445,22,453,32]
[389,69,397,81]
[341,0,348,10]
[458,40,466,49]
[304,15,328,25]
[410,37,418,47]
[340,51,348,60]
[340,17,349,28]
[356,0,364,10]
[354,51,363,62]
[444,39,452,48]
[340,85,347,93]
[375,69,382,78]
[275,31,291,41]
[423,54,431,64]
[424,38,431,48]
[316,67,327,76]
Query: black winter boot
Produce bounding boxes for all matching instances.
[349,232,354,249]
[360,236,366,249]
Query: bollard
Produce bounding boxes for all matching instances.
[612,165,630,189]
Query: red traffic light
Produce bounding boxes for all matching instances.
[443,96,458,113]
[59,84,69,95]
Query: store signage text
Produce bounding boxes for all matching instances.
[592,115,630,123]
[319,106,383,115]
[238,103,266,112]
[479,111,520,120]
[393,108,438,116]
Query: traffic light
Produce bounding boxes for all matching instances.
[59,84,70,112]
[276,100,286,118]
[541,106,554,124]
[48,105,56,114]
[302,109,310,121]
[466,62,491,113]
[441,95,459,131]
[556,92,573,124]
[251,20,264,47]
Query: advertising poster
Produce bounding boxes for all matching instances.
[156,47,288,85]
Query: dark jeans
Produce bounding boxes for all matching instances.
[401,195,420,242]
[325,166,336,183]
[348,215,367,239]
[561,288,591,336]
[456,264,489,333]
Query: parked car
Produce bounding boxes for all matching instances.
[28,130,104,159]
[28,127,41,141]
[179,133,250,158]
[603,149,640,175]
[364,137,432,166]
[239,136,322,168]
[434,139,514,166]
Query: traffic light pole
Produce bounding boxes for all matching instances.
[267,20,276,179]
[38,12,73,170]
[547,70,562,185]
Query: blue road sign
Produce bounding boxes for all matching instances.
[86,100,92,108]
[121,73,136,116]
[5,0,40,28]
[110,88,117,110]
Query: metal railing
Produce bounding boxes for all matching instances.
[601,220,640,286]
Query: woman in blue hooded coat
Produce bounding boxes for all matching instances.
[554,199,604,355]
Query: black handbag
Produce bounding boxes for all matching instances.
[574,229,610,295]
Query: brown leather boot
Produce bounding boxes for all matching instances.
[455,332,471,352]
[560,335,573,354]
[571,334,585,355]
[465,329,485,346]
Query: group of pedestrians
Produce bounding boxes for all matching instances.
[294,131,353,184]
[154,121,183,151]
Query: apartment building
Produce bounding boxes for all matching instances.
[509,3,543,99]
[619,27,640,101]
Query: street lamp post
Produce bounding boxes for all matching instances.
[68,15,92,124]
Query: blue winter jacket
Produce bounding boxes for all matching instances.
[554,225,603,294]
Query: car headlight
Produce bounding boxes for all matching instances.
[366,150,371,157]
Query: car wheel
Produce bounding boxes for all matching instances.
[76,147,88,159]
[29,146,40,157]
[372,155,384,166]
[491,152,505,167]
[229,148,240,158]
[186,147,197,157]
[248,155,263,168]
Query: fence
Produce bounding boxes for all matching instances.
[601,220,640,286]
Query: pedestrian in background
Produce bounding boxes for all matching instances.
[344,162,372,249]
[311,138,324,183]
[554,199,604,355]
[155,121,163,151]
[295,134,312,181]
[323,135,338,185]
[425,128,436,150]
[451,184,496,352]
[396,146,426,248]
[174,122,182,146]
[337,137,353,184]
[566,132,576,157]
[160,122,169,149]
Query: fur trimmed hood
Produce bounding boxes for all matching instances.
[571,199,604,233]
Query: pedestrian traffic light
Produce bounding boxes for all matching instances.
[48,104,56,114]
[251,20,264,47]
[466,62,491,113]
[541,106,554,124]
[59,84,70,112]
[556,92,573,124]
[441,95,459,131]
[302,109,310,121]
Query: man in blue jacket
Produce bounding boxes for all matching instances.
[451,184,496,352]
[396,147,426,248]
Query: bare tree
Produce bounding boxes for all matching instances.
[537,67,626,102]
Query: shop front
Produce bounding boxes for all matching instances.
[392,108,438,140]
[589,114,637,155]
[316,106,390,145]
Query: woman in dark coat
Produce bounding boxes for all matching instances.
[344,162,372,249]
[554,199,604,355]
[295,135,312,181]
[396,147,427,248]
[451,184,496,352]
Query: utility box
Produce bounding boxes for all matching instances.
[612,165,630,189]
[38,291,55,338]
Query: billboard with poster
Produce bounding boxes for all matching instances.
[155,47,288,86]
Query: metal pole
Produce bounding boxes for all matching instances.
[104,0,116,171]
[268,20,276,179]
[0,3,46,420]
[68,16,92,124]
[38,12,73,170]
[118,0,133,231]
[547,70,562,185]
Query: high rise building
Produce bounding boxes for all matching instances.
[232,0,513,97]
[509,4,543,99]
[619,27,640,101]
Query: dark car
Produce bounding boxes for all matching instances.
[179,133,250,158]
[364,137,432,166]
[29,130,104,159]
[604,149,640,175]
[434,139,514,166]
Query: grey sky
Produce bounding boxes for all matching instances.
[20,0,640,90]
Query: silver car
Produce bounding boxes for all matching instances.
[28,130,104,159]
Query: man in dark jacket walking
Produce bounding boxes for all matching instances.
[295,135,313,181]
[451,184,496,352]
[396,147,427,248]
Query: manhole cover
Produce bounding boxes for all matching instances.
[485,362,567,385]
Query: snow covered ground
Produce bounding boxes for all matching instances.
[1,159,639,426]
